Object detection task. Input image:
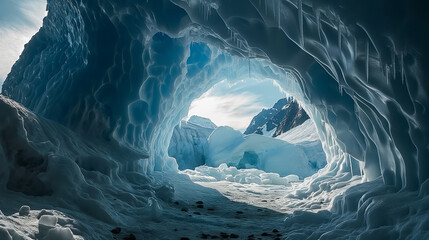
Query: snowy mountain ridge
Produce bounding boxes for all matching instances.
[244,97,309,137]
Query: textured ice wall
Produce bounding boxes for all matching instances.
[2,0,429,234]
[5,0,427,189]
[0,95,171,231]
[3,0,302,173]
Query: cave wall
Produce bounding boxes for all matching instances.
[2,0,428,193]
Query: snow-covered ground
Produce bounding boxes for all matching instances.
[205,120,326,178]
[276,119,320,144]
[0,168,360,240]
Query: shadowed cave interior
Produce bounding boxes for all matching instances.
[0,0,429,239]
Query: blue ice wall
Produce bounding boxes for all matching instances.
[2,0,429,195]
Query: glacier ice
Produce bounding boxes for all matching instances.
[205,126,322,178]
[1,0,429,239]
[168,116,215,170]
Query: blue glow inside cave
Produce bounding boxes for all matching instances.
[0,0,428,239]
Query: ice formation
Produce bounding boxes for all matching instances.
[182,163,299,185]
[168,116,216,170]
[1,0,428,239]
[205,126,323,178]
[170,114,325,177]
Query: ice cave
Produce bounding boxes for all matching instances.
[0,0,428,239]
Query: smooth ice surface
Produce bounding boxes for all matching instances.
[276,119,320,144]
[1,0,429,239]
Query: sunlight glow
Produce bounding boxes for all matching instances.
[187,78,286,131]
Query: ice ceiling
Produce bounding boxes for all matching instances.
[1,0,429,238]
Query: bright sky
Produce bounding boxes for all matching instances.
[0,0,47,90]
[187,78,287,131]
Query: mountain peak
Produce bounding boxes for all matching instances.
[244,97,308,137]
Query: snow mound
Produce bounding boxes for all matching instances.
[0,96,172,238]
[206,126,322,178]
[0,207,83,240]
[181,163,299,186]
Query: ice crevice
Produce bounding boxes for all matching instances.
[1,0,429,239]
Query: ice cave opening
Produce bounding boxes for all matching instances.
[1,0,429,239]
[168,76,328,186]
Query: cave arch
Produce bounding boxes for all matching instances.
[2,1,429,237]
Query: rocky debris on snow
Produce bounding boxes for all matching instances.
[111,227,121,234]
[18,205,30,216]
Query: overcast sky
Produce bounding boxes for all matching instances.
[0,0,47,90]
[187,78,287,131]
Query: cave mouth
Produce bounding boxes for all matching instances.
[167,76,327,185]
[3,0,427,238]
[154,39,356,214]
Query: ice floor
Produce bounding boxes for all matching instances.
[0,169,360,240]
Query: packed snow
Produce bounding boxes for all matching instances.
[182,163,299,185]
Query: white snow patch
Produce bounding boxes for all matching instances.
[181,163,299,186]
[275,119,320,144]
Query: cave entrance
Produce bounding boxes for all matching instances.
[147,37,355,213]
[167,68,327,197]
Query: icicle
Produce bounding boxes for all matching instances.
[248,58,251,79]
[400,53,404,84]
[391,48,396,79]
[385,65,390,85]
[316,10,321,41]
[298,0,303,46]
[277,1,281,27]
[264,0,268,15]
[273,0,275,18]
[366,41,369,82]
[337,19,341,49]
[359,160,363,177]
[354,38,357,60]
[349,155,354,176]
